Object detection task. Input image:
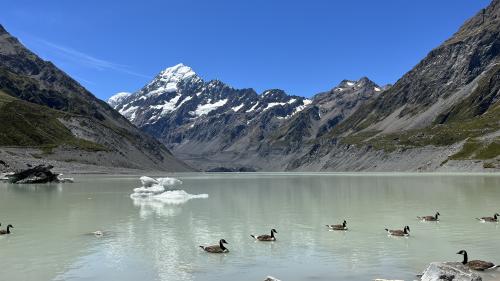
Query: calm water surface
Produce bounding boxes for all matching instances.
[1,173,499,281]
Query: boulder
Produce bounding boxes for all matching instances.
[421,262,482,281]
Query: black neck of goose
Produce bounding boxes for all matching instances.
[219,241,226,250]
[271,231,274,238]
[6,226,10,233]
[404,228,407,234]
[495,214,498,220]
[343,222,346,227]
[435,213,439,219]
[462,252,468,264]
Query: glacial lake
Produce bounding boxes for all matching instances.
[1,173,499,281]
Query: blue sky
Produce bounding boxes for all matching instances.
[3,0,490,100]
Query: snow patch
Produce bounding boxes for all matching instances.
[264,102,286,111]
[246,102,259,112]
[191,99,228,116]
[151,95,181,115]
[119,105,139,121]
[374,87,381,92]
[232,104,244,112]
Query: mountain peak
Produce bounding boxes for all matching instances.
[108,92,131,108]
[141,63,199,97]
[337,77,378,89]
[158,63,196,80]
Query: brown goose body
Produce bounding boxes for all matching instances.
[326,220,348,231]
[0,224,13,235]
[200,239,229,253]
[418,212,440,221]
[457,250,498,271]
[385,226,410,237]
[251,229,277,241]
[476,213,499,223]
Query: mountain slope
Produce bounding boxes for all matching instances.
[0,25,192,172]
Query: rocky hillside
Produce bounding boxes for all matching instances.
[288,0,499,171]
[0,25,192,172]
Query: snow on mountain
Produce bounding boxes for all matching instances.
[191,99,228,117]
[107,92,131,107]
[144,63,196,97]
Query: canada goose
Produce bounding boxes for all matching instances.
[251,229,278,241]
[476,213,499,223]
[0,224,13,235]
[457,250,499,271]
[385,226,410,237]
[418,212,440,221]
[326,220,348,230]
[199,239,229,253]
[93,231,103,236]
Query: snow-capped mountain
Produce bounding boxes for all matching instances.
[108,64,381,171]
[110,63,312,128]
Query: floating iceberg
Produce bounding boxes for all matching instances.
[130,176,207,204]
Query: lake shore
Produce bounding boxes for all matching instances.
[2,146,499,175]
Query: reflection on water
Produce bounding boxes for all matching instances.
[132,197,184,218]
[0,173,499,281]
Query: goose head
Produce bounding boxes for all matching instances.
[405,226,410,232]
[271,229,278,234]
[494,213,499,219]
[7,224,13,229]
[343,220,347,227]
[457,249,468,264]
[436,212,440,217]
[219,239,228,245]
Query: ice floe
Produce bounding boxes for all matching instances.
[130,176,208,205]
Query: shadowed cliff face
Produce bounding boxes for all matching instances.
[0,25,192,172]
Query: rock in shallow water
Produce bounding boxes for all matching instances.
[421,262,482,281]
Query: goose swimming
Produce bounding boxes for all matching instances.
[385,226,410,237]
[0,224,13,235]
[200,239,229,253]
[457,250,499,271]
[418,212,440,221]
[326,220,348,230]
[476,213,499,223]
[251,229,277,241]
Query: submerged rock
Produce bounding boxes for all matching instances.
[421,262,482,281]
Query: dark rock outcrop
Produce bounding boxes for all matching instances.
[7,165,59,184]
